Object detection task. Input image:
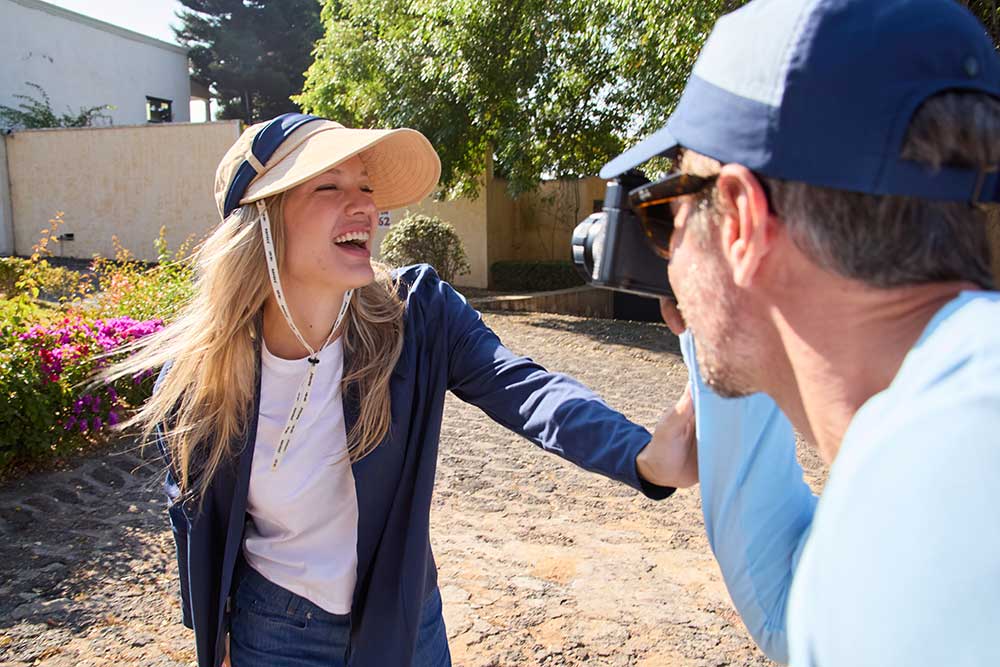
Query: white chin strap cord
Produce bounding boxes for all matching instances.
[257,200,353,471]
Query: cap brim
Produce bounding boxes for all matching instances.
[241,127,441,210]
[599,125,680,179]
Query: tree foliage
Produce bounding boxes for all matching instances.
[961,0,1000,49]
[174,0,322,123]
[298,0,1000,199]
[0,82,112,131]
[297,0,740,197]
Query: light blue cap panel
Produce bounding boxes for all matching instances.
[601,0,1000,203]
[691,0,819,108]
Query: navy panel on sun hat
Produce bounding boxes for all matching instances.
[600,0,1000,204]
[222,113,322,217]
[215,113,441,217]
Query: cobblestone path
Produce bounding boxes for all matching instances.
[0,312,827,666]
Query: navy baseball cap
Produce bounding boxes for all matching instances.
[601,0,1000,204]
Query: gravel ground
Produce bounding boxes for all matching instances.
[0,311,827,666]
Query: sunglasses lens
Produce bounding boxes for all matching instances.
[635,203,674,259]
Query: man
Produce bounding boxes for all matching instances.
[602,0,1000,664]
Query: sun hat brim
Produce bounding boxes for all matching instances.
[240,125,441,211]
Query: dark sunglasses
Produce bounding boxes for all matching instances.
[627,172,718,260]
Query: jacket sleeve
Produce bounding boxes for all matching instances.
[426,269,673,499]
[680,331,816,664]
[153,364,194,630]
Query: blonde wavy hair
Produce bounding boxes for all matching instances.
[105,194,405,500]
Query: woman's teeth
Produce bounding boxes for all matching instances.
[333,231,370,248]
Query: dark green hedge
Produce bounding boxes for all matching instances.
[490,260,585,292]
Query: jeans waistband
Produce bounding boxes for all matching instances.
[234,555,352,622]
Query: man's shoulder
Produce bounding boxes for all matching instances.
[839,292,1000,491]
[808,290,1000,621]
[849,290,1000,442]
[907,290,1000,381]
[792,388,1000,666]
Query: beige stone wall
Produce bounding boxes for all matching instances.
[487,176,607,267]
[7,121,241,262]
[3,125,612,290]
[469,286,614,319]
[485,177,517,275]
[380,176,609,289]
[378,189,491,288]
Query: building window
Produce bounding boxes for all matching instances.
[146,97,173,123]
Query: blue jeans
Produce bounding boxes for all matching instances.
[229,562,451,667]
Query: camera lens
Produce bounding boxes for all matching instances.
[571,213,607,283]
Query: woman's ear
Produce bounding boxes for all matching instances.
[714,164,775,289]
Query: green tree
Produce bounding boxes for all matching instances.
[297,0,740,197]
[174,0,323,123]
[0,82,112,131]
[297,0,1000,199]
[962,1,1000,48]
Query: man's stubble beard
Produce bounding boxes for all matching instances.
[677,252,759,399]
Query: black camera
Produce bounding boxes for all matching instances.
[571,171,674,299]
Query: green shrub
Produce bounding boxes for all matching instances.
[3,212,92,303]
[0,258,31,298]
[37,264,89,302]
[0,298,58,348]
[0,223,192,471]
[0,315,161,470]
[380,213,471,284]
[2,259,90,302]
[90,228,195,323]
[490,260,585,292]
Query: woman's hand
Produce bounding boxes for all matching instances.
[635,296,697,489]
[221,633,231,667]
[636,384,698,488]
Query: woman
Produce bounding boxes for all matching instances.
[109,113,682,667]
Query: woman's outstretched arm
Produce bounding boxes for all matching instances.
[411,265,675,498]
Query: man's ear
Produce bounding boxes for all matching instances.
[715,164,775,288]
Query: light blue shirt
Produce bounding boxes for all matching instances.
[681,291,1000,666]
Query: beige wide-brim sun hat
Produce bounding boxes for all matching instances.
[214,118,442,218]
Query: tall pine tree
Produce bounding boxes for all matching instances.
[175,0,322,123]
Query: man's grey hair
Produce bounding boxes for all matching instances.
[689,91,1000,289]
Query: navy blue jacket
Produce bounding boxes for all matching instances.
[157,265,673,667]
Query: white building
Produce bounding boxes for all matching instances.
[1,0,192,126]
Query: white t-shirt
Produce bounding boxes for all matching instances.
[242,337,359,614]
